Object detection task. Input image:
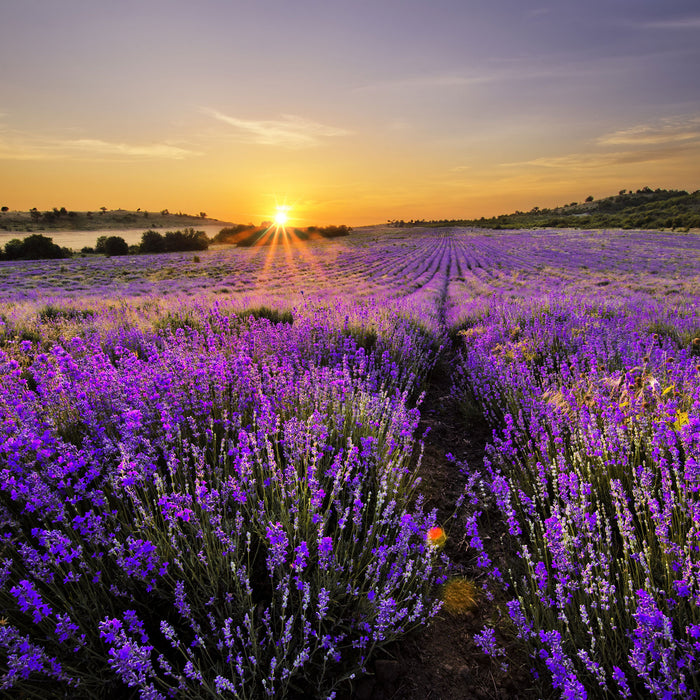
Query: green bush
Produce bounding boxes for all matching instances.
[103,236,129,256]
[140,230,166,254]
[3,234,69,260]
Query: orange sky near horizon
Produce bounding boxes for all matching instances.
[1,1,699,227]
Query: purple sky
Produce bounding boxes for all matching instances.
[1,0,699,224]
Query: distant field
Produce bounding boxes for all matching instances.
[0,226,697,312]
[0,227,698,698]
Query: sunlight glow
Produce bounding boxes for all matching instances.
[273,207,289,227]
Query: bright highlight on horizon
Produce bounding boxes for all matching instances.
[273,207,290,227]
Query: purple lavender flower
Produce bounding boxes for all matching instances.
[265,521,289,573]
[10,579,51,623]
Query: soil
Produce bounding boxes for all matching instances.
[347,351,542,700]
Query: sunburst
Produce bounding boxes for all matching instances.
[273,206,289,227]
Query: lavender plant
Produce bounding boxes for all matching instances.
[0,310,443,697]
[454,298,700,698]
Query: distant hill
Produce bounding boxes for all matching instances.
[392,187,700,230]
[0,207,233,232]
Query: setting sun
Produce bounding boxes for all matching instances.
[273,207,289,227]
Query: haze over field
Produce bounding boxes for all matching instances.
[1,0,699,225]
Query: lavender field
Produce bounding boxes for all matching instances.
[0,227,699,698]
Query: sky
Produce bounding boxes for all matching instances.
[1,0,699,226]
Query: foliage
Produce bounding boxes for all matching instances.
[311,225,352,238]
[0,308,443,697]
[236,306,294,325]
[95,236,108,254]
[212,224,351,248]
[139,228,209,253]
[102,236,129,257]
[163,229,209,252]
[2,234,70,260]
[139,229,210,254]
[394,188,700,230]
[0,210,225,234]
[453,300,700,698]
[213,224,257,244]
[140,230,167,254]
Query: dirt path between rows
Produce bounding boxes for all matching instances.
[348,350,539,700]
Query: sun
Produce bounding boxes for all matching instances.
[273,206,289,227]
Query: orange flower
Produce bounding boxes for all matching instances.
[427,526,446,548]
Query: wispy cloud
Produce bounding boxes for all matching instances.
[638,16,700,30]
[206,109,350,148]
[356,74,492,92]
[502,115,700,171]
[0,124,199,161]
[60,138,196,159]
[597,116,700,146]
[354,61,609,95]
[503,145,697,170]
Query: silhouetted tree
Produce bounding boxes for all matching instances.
[103,236,129,256]
[140,230,165,253]
[3,239,23,259]
[4,234,68,260]
[163,228,209,252]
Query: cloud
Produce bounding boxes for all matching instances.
[60,139,197,159]
[503,145,696,170]
[353,60,612,95]
[638,16,700,30]
[0,128,199,161]
[501,115,700,172]
[206,109,350,148]
[597,117,700,146]
[363,74,492,91]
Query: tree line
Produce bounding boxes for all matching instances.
[389,188,700,231]
[0,228,210,260]
[0,223,352,260]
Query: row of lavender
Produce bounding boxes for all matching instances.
[0,302,444,698]
[454,295,700,697]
